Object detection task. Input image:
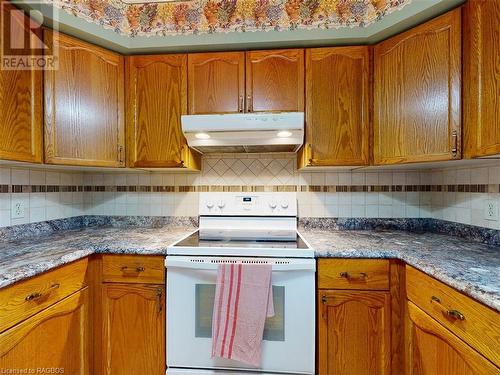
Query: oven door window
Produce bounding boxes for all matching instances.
[195,284,285,341]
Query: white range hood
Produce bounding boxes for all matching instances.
[181,112,304,153]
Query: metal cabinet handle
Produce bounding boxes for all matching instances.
[431,296,465,321]
[121,266,145,273]
[451,130,458,157]
[340,272,368,281]
[25,283,59,302]
[238,95,244,113]
[246,95,253,112]
[118,145,124,165]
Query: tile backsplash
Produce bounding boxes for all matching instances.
[1,153,500,230]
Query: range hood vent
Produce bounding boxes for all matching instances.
[181,112,304,154]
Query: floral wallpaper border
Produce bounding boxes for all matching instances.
[49,0,412,37]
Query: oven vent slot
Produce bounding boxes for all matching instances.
[186,259,292,265]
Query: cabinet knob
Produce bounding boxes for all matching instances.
[430,295,465,321]
[247,95,253,112]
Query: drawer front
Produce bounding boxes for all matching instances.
[0,258,88,332]
[318,259,390,290]
[102,255,164,284]
[406,266,500,367]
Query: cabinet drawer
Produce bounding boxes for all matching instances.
[0,258,88,332]
[406,266,500,367]
[318,259,390,290]
[102,255,164,284]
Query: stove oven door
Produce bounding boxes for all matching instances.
[165,256,316,375]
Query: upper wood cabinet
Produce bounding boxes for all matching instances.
[406,301,499,375]
[44,30,125,167]
[318,290,391,375]
[0,3,42,163]
[0,288,90,374]
[126,54,200,169]
[101,283,165,375]
[188,52,245,114]
[463,0,500,158]
[246,49,304,112]
[299,47,370,168]
[188,50,304,114]
[373,9,461,165]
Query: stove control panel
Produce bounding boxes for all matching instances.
[199,192,297,216]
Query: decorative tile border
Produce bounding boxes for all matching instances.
[1,184,500,194]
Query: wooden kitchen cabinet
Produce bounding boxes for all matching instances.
[406,301,499,375]
[0,2,43,163]
[318,290,391,374]
[0,288,90,374]
[101,283,165,375]
[299,47,370,168]
[373,9,461,165]
[44,30,125,167]
[246,49,304,113]
[463,0,500,158]
[188,52,245,114]
[126,54,200,169]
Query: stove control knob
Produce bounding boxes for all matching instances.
[269,201,277,209]
[206,201,214,209]
[280,200,289,209]
[217,200,225,209]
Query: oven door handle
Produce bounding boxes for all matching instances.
[165,257,316,272]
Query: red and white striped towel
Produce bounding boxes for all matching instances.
[211,263,274,367]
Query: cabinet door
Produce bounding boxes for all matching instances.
[44,30,125,167]
[406,301,499,375]
[301,47,370,167]
[102,283,165,375]
[374,9,461,165]
[188,52,245,114]
[246,49,304,112]
[0,3,42,163]
[127,55,199,169]
[318,290,391,375]
[0,288,89,374]
[463,0,500,158]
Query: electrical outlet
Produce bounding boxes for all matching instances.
[485,200,499,221]
[11,199,25,219]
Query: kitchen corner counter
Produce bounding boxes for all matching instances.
[300,228,500,312]
[0,217,499,312]
[0,225,195,290]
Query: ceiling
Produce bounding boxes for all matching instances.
[18,0,464,53]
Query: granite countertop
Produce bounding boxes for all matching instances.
[0,218,498,312]
[300,228,500,311]
[0,225,196,289]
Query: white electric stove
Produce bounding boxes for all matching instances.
[165,192,315,375]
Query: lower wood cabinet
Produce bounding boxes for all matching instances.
[406,301,499,375]
[101,283,165,375]
[0,288,90,374]
[318,290,391,375]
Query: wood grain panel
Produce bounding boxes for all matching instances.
[127,54,199,169]
[318,290,391,375]
[102,283,165,375]
[390,260,406,375]
[102,255,165,284]
[318,258,390,290]
[0,3,42,163]
[374,9,461,165]
[246,49,304,112]
[463,0,500,158]
[406,301,499,375]
[302,47,370,167]
[406,265,500,367]
[0,258,88,333]
[188,52,245,114]
[0,288,90,374]
[44,30,125,167]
